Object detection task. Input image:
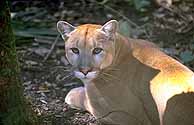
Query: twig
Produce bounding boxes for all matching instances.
[24,10,47,22]
[80,0,86,9]
[35,36,56,41]
[34,37,64,47]
[162,5,189,23]
[43,2,66,62]
[22,66,44,72]
[98,0,109,4]
[43,34,60,61]
[106,6,138,28]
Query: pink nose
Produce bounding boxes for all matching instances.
[79,67,92,75]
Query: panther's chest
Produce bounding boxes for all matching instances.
[85,79,156,124]
[85,80,146,114]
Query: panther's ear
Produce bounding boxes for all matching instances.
[100,20,118,37]
[57,21,75,39]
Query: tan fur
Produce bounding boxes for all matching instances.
[129,39,194,124]
[57,20,194,125]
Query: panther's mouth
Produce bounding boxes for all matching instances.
[73,70,99,83]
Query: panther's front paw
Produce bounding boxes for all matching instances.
[65,87,86,110]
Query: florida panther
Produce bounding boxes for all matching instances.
[57,20,194,125]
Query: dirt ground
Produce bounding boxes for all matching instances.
[12,1,194,125]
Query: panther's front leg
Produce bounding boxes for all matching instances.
[65,87,87,110]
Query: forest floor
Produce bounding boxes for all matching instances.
[11,1,194,125]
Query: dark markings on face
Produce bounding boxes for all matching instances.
[84,27,88,48]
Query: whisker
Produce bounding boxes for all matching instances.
[62,73,74,80]
[102,72,113,77]
[100,76,111,83]
[50,66,71,73]
[51,67,72,73]
[51,66,69,69]
[102,72,120,81]
[106,67,120,71]
[61,69,71,72]
[98,73,112,83]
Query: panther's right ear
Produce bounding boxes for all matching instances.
[57,21,75,39]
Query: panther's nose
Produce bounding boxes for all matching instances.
[79,67,92,75]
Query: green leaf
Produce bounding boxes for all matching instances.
[118,20,131,37]
[133,0,150,11]
[191,44,194,50]
[118,20,144,38]
[180,50,194,63]
[14,29,58,38]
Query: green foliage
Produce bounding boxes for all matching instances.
[101,0,151,11]
[12,20,58,46]
[118,20,131,37]
[118,20,144,38]
[132,0,151,11]
[191,43,194,50]
[14,28,58,38]
[180,50,194,63]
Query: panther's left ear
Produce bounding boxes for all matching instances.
[57,21,75,39]
[100,20,118,37]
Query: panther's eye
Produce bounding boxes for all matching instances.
[71,48,79,54]
[93,48,103,55]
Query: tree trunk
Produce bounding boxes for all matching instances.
[0,1,37,125]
